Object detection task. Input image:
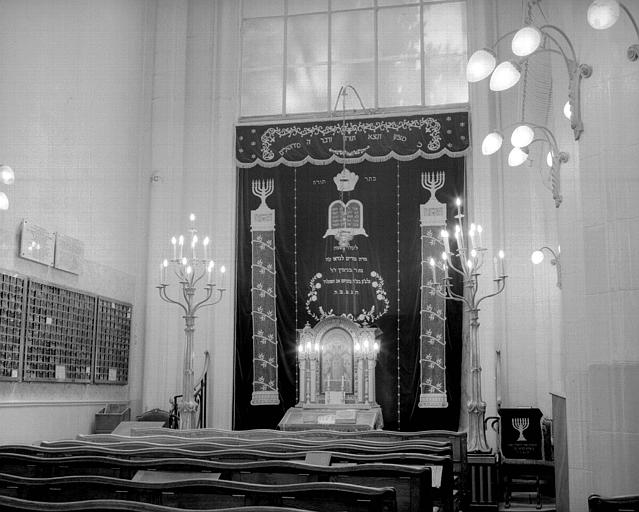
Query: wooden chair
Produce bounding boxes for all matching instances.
[589,494,639,512]
[495,408,554,509]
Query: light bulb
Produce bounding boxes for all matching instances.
[563,100,572,120]
[489,61,522,92]
[511,26,542,56]
[203,236,210,246]
[466,48,497,82]
[221,265,226,274]
[162,259,168,267]
[508,147,529,167]
[547,151,554,167]
[0,165,15,185]
[189,213,196,222]
[482,131,504,155]
[186,265,193,274]
[511,125,535,148]
[531,250,545,264]
[0,192,8,210]
[587,0,620,30]
[430,257,436,267]
[373,342,379,352]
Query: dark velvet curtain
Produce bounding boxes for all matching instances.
[235,113,468,431]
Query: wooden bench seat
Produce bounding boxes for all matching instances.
[0,454,431,512]
[0,494,318,512]
[0,473,396,512]
[2,444,453,512]
[74,429,467,509]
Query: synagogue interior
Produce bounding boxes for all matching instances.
[1,1,638,511]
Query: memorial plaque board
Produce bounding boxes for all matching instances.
[54,233,84,275]
[19,220,55,266]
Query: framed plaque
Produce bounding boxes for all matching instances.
[54,233,84,275]
[19,220,55,266]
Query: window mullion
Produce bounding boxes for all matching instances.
[282,0,288,115]
[420,0,425,106]
[374,0,379,109]
[328,0,333,113]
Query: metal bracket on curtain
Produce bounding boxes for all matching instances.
[250,179,279,406]
[418,171,448,408]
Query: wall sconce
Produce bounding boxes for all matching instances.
[481,123,568,208]
[0,165,15,210]
[531,246,562,289]
[467,24,592,140]
[588,0,639,61]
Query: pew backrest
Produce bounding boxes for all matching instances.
[0,455,429,512]
[0,494,319,512]
[0,473,396,512]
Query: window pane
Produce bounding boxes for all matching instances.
[288,14,327,66]
[331,0,373,10]
[423,1,468,105]
[331,10,375,108]
[243,0,284,18]
[241,69,283,116]
[287,66,329,113]
[241,17,284,116]
[331,63,374,109]
[242,18,284,69]
[288,0,328,15]
[378,0,417,6]
[287,14,328,113]
[332,10,374,63]
[378,6,420,107]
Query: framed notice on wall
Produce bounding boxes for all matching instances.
[19,220,55,266]
[54,233,84,274]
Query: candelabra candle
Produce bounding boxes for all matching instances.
[433,199,507,453]
[158,215,226,430]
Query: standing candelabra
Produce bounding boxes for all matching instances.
[429,198,507,453]
[157,213,226,430]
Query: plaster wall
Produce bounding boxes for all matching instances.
[0,0,155,442]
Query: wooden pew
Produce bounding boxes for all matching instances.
[40,439,451,456]
[588,494,639,512]
[0,454,430,512]
[1,445,453,512]
[122,429,466,488]
[75,429,466,508]
[0,494,317,512]
[0,473,396,512]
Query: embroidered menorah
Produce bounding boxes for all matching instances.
[252,178,274,206]
[512,417,530,441]
[421,171,445,197]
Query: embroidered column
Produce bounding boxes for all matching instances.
[419,171,448,408]
[250,179,279,405]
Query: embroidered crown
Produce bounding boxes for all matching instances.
[333,167,359,192]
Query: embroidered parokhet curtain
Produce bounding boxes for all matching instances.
[235,112,469,430]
